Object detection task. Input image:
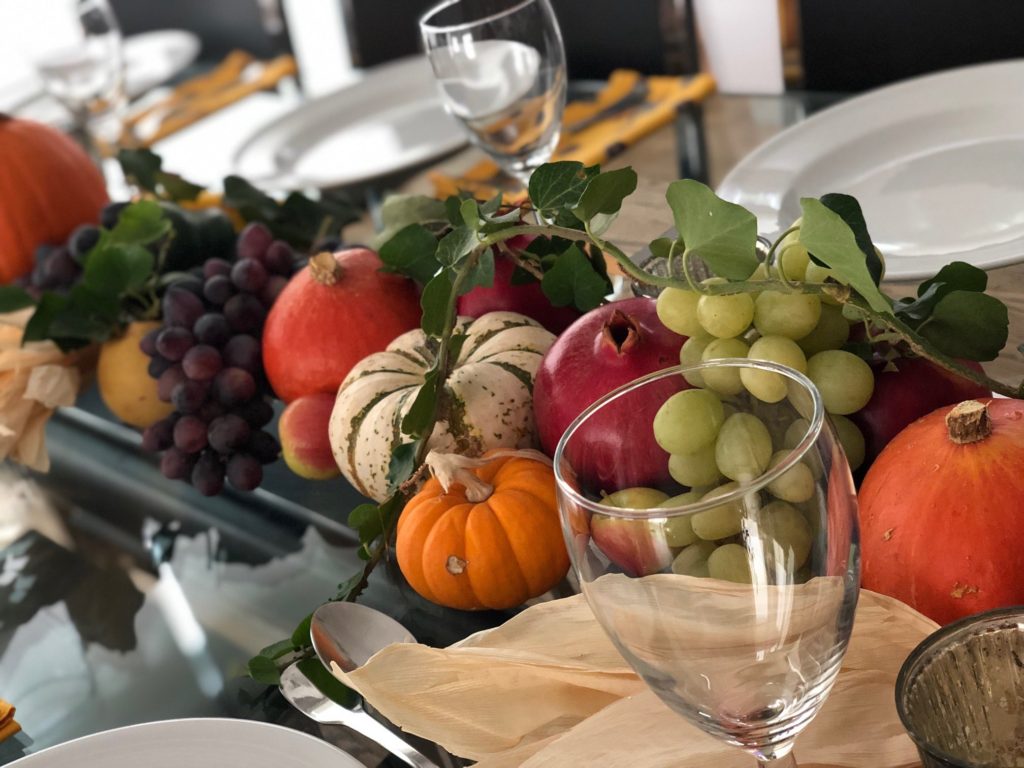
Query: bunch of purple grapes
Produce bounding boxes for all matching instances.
[139,222,294,496]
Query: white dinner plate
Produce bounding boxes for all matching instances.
[7,718,362,767]
[122,29,201,97]
[232,55,466,190]
[717,59,1024,280]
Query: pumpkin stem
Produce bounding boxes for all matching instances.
[601,310,641,355]
[424,449,552,502]
[946,400,992,444]
[309,251,342,285]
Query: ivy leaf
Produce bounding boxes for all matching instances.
[387,439,422,492]
[380,194,448,231]
[528,161,592,213]
[22,293,69,344]
[403,366,440,437]
[290,613,313,649]
[819,194,883,285]
[420,271,453,337]
[665,180,758,280]
[258,638,297,660]
[480,193,502,216]
[348,502,385,543]
[541,245,609,311]
[574,167,637,227]
[798,198,892,314]
[109,201,171,245]
[509,265,537,285]
[918,291,1008,361]
[435,226,477,267]
[379,224,441,285]
[83,243,155,295]
[648,237,678,261]
[444,195,465,227]
[246,654,281,685]
[918,261,987,297]
[458,248,495,296]
[296,657,359,707]
[460,199,481,231]
[0,286,35,313]
[154,171,203,202]
[335,571,365,601]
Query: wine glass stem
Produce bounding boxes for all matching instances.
[757,754,797,767]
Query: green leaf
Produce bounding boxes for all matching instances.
[798,198,892,314]
[296,657,359,707]
[290,613,313,649]
[0,286,35,313]
[541,245,609,311]
[402,370,439,438]
[458,248,495,296]
[348,502,385,543]
[83,243,155,295]
[648,237,678,261]
[819,194,883,285]
[460,198,481,231]
[387,440,421,491]
[509,265,537,285]
[380,194,448,230]
[117,147,161,190]
[379,224,441,285]
[480,193,502,216]
[574,167,637,222]
[258,638,297,660]
[435,226,478,267]
[335,571,364,601]
[665,179,758,280]
[918,261,987,297]
[246,654,281,685]
[420,271,453,337]
[918,291,1008,361]
[444,195,464,227]
[110,201,171,245]
[22,293,68,344]
[155,170,204,202]
[528,161,591,213]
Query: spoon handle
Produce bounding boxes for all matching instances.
[344,710,440,768]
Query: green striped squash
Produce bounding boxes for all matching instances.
[329,311,556,501]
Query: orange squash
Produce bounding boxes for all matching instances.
[859,398,1024,625]
[0,115,108,283]
[396,450,569,611]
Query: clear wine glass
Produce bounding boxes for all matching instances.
[420,0,567,187]
[554,360,861,767]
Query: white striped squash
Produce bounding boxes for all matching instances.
[329,311,556,501]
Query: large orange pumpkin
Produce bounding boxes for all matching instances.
[859,398,1024,625]
[0,115,108,283]
[396,450,569,611]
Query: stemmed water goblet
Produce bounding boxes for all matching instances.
[554,360,861,767]
[419,0,568,188]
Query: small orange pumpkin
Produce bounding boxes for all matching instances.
[396,450,569,611]
[0,115,108,284]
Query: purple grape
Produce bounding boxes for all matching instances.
[213,367,256,407]
[226,453,263,491]
[222,334,260,373]
[182,345,223,381]
[174,415,209,453]
[191,450,225,496]
[236,221,273,262]
[203,275,235,306]
[263,240,294,276]
[224,293,265,333]
[160,447,196,480]
[100,201,128,230]
[260,275,288,306]
[171,379,210,414]
[41,247,79,287]
[174,275,205,299]
[139,327,161,357]
[208,414,251,453]
[163,287,205,328]
[199,400,226,422]
[234,397,274,428]
[231,259,268,293]
[147,355,173,378]
[157,364,187,402]
[141,417,175,452]
[193,312,231,347]
[155,327,195,362]
[68,224,100,263]
[247,430,281,464]
[203,258,232,279]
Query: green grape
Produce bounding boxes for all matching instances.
[691,482,743,540]
[700,337,750,396]
[757,500,813,570]
[807,350,874,415]
[841,303,869,323]
[671,540,717,577]
[707,543,752,583]
[668,445,721,488]
[679,332,713,387]
[749,262,770,282]
[804,262,846,306]
[656,288,703,337]
[753,290,821,340]
[797,304,850,357]
[775,228,809,282]
[782,418,810,449]
[653,389,724,455]
[604,487,670,509]
[830,414,866,471]
[742,336,807,403]
[659,494,703,547]
[696,279,755,339]
[715,413,773,482]
[766,450,815,503]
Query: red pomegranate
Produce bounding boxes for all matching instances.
[457,251,581,334]
[263,249,421,402]
[533,297,688,492]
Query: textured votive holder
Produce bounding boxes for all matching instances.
[896,606,1024,768]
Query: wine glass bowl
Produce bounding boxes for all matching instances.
[554,360,861,766]
[420,0,567,185]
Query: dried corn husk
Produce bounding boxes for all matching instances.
[333,588,936,767]
[0,310,92,471]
